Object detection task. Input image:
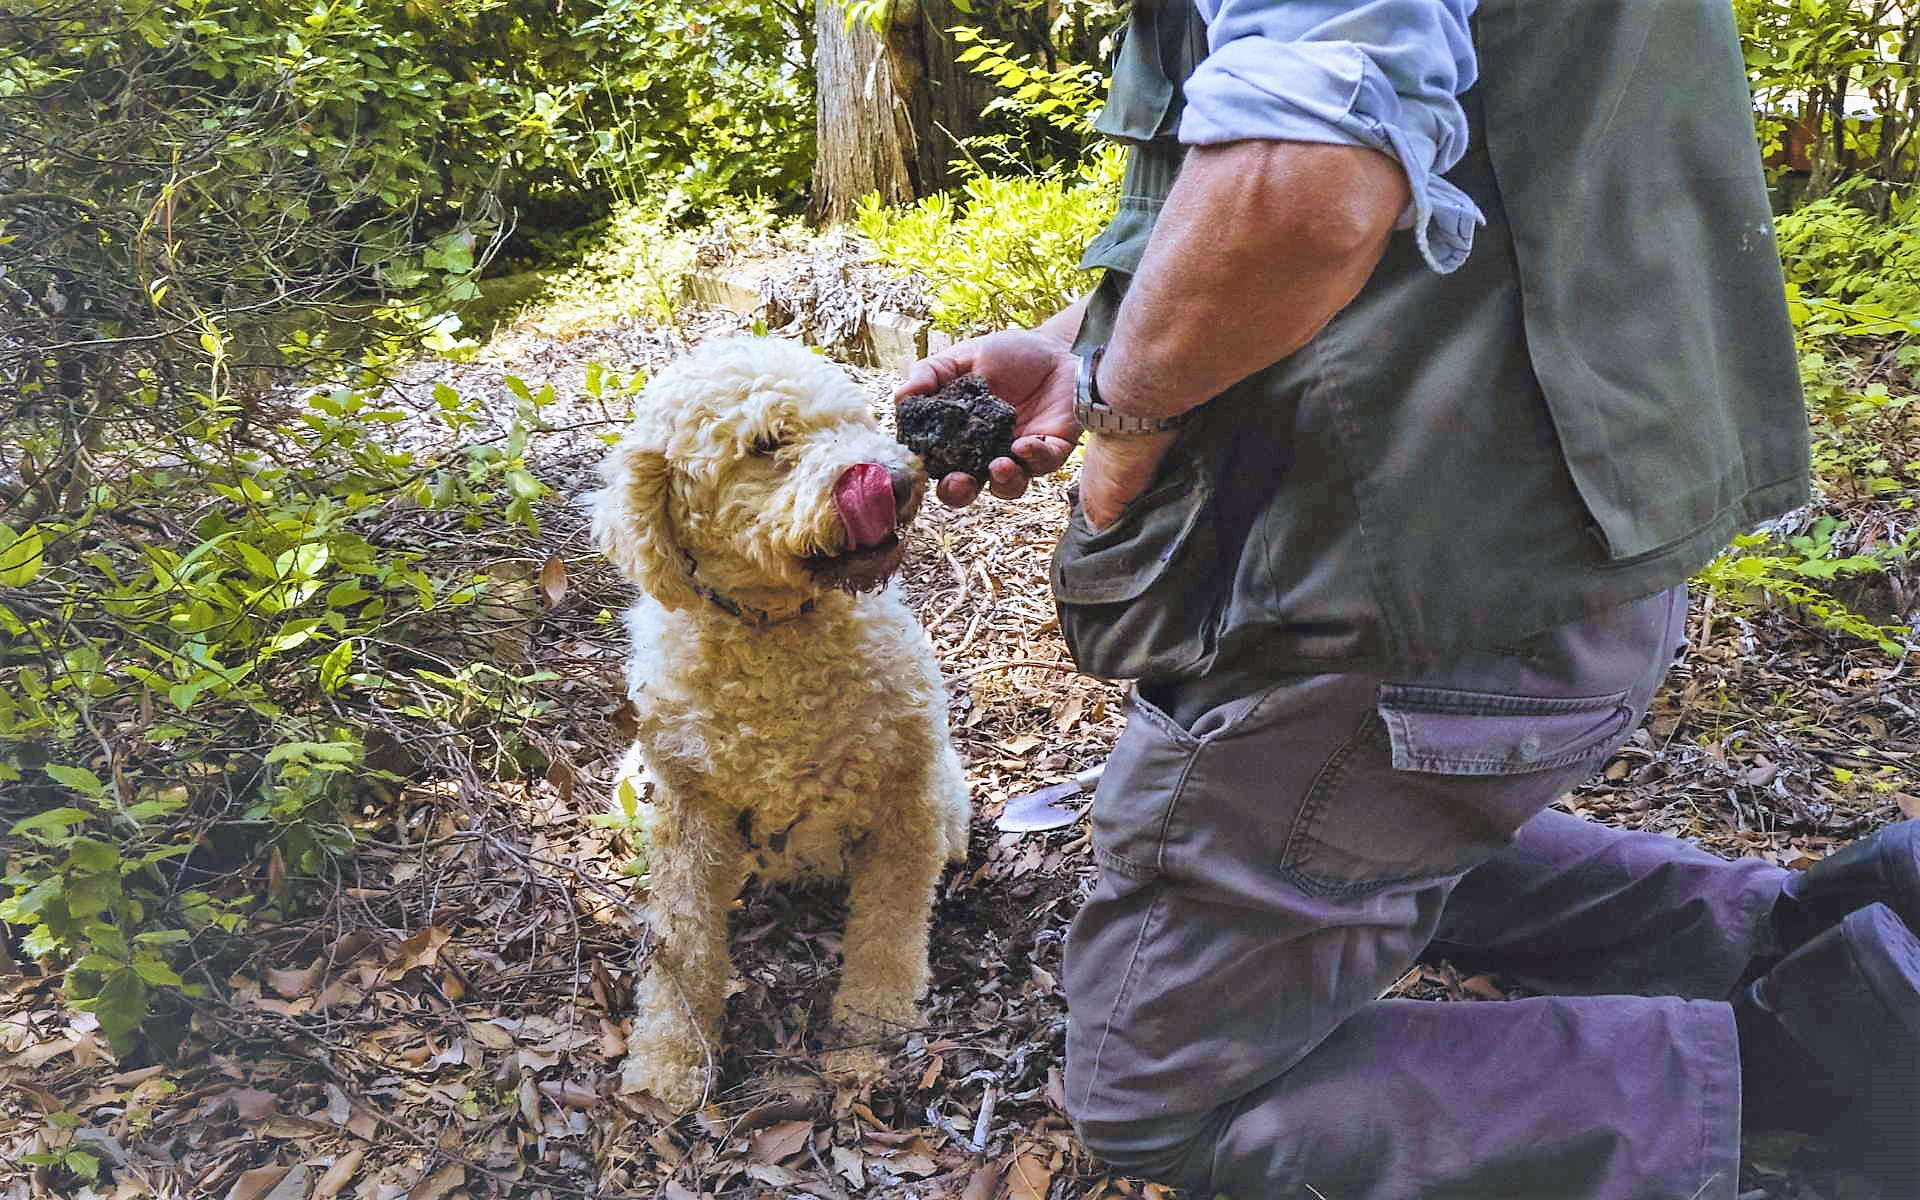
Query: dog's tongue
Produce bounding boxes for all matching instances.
[833,463,897,551]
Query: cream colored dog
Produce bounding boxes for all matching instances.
[592,336,970,1111]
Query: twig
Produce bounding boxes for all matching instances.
[952,658,1083,681]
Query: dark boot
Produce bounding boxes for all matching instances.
[1733,903,1920,1189]
[1772,821,1920,953]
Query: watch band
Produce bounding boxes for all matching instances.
[1073,345,1192,436]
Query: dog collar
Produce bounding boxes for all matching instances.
[681,550,816,630]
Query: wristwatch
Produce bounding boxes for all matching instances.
[1073,345,1192,436]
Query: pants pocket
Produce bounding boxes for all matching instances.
[1281,686,1635,898]
[1086,692,1198,889]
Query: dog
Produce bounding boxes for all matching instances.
[591,336,971,1110]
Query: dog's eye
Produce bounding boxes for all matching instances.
[751,434,787,457]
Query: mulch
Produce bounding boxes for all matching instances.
[2,300,1914,1200]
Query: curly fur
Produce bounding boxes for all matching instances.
[592,336,970,1110]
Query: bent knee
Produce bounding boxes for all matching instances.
[1072,1112,1223,1189]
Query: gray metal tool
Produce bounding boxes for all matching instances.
[994,763,1106,833]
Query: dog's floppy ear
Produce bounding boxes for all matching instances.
[591,435,701,611]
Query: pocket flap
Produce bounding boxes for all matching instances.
[1053,473,1212,606]
[1377,684,1633,776]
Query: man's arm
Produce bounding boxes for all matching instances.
[1099,139,1409,423]
[1073,139,1408,527]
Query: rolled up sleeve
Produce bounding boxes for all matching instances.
[1180,0,1484,273]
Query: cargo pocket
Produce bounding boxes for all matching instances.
[1052,465,1221,681]
[1279,685,1635,897]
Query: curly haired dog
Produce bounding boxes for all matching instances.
[591,336,971,1110]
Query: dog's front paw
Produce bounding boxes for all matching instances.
[820,1044,889,1090]
[619,1045,712,1113]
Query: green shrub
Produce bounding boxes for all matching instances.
[855,148,1123,333]
[1777,196,1920,338]
[0,365,563,1052]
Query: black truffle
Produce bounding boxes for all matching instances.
[896,374,1017,480]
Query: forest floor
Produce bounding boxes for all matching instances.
[3,292,1917,1200]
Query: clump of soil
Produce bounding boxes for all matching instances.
[896,374,1017,479]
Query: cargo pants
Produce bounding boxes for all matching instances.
[1062,586,1791,1199]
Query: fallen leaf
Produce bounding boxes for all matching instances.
[539,555,569,607]
[1053,695,1083,733]
[745,1162,802,1187]
[265,964,317,999]
[10,1037,80,1068]
[1044,1067,1066,1113]
[1459,975,1506,1001]
[1898,792,1920,820]
[469,1021,515,1049]
[223,1087,279,1120]
[917,1053,944,1090]
[383,927,451,980]
[1004,1150,1053,1200]
[748,1119,812,1164]
[99,1065,164,1091]
[406,1163,464,1200]
[538,1080,601,1109]
[314,1148,366,1200]
[224,1166,290,1200]
[960,1160,1002,1200]
[831,1144,867,1188]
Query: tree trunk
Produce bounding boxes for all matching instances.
[810,0,1028,224]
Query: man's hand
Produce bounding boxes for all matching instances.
[893,328,1080,507]
[1079,431,1178,532]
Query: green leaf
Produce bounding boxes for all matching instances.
[66,838,122,874]
[43,763,107,796]
[64,1150,101,1182]
[236,542,279,579]
[91,969,149,1053]
[0,526,44,586]
[318,640,354,693]
[131,953,183,987]
[11,807,93,838]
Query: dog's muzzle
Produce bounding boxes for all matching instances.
[811,462,923,591]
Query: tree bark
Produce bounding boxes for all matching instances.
[810,0,1030,224]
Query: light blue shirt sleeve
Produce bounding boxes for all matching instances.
[1182,0,1483,273]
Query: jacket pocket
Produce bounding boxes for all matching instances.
[1052,465,1221,681]
[1280,686,1634,897]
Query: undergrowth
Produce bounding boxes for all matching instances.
[0,352,578,1054]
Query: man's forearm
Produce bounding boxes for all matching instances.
[1098,140,1411,419]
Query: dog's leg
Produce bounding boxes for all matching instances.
[934,742,971,866]
[824,811,944,1085]
[621,794,739,1111]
